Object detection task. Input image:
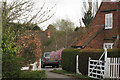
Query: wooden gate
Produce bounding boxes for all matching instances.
[88,58,105,79]
[88,48,120,79]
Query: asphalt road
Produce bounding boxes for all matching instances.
[41,66,74,79]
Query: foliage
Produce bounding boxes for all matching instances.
[82,8,93,28]
[54,19,75,31]
[74,27,80,31]
[7,23,41,41]
[2,27,18,54]
[2,53,22,78]
[33,25,41,30]
[17,34,42,66]
[61,48,79,73]
[52,19,75,48]
[2,27,23,78]
[21,42,36,65]
[47,24,56,31]
[44,38,53,46]
[20,70,46,79]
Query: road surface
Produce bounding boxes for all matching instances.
[42,66,74,79]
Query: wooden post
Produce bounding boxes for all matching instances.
[76,55,81,74]
[104,48,109,78]
[104,58,110,78]
[88,57,91,76]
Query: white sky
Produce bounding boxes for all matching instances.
[6,0,118,30]
[39,0,117,30]
[39,0,98,30]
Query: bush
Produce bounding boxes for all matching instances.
[2,27,23,78]
[61,48,79,73]
[2,54,22,78]
[20,70,46,79]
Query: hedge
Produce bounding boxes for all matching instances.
[61,48,120,75]
[79,48,120,75]
[61,48,79,73]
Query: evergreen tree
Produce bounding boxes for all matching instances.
[82,8,93,28]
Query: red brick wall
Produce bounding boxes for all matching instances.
[118,2,120,47]
[118,2,120,35]
[85,2,119,49]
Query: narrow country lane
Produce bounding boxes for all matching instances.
[42,67,75,79]
[46,70,72,78]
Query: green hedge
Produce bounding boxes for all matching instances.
[61,48,79,73]
[20,70,46,79]
[79,48,120,75]
[62,48,120,75]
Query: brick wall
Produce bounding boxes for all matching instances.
[85,2,119,49]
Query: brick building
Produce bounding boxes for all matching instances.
[72,1,120,49]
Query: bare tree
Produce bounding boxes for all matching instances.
[53,19,75,48]
[2,0,56,30]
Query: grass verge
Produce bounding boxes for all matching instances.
[20,70,46,79]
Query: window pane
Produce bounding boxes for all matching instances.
[108,45,111,49]
[105,13,112,29]
[105,45,107,48]
[103,43,113,49]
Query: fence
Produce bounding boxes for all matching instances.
[108,58,120,78]
[88,48,120,79]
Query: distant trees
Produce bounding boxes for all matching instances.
[54,19,74,31]
[33,25,41,31]
[53,19,75,48]
[82,8,93,28]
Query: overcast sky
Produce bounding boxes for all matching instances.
[39,0,85,30]
[7,0,118,30]
[39,0,101,30]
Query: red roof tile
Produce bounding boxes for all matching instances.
[72,26,104,48]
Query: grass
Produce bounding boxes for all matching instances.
[51,70,90,79]
[20,70,46,79]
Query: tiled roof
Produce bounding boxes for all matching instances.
[72,26,104,48]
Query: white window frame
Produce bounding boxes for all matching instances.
[105,13,113,29]
[103,43,114,49]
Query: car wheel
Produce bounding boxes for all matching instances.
[41,65,45,68]
[52,66,55,68]
[56,65,59,68]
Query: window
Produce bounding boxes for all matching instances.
[105,13,113,29]
[103,43,114,49]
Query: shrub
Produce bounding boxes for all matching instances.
[2,54,22,78]
[61,48,79,73]
[2,27,23,78]
[20,70,46,79]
